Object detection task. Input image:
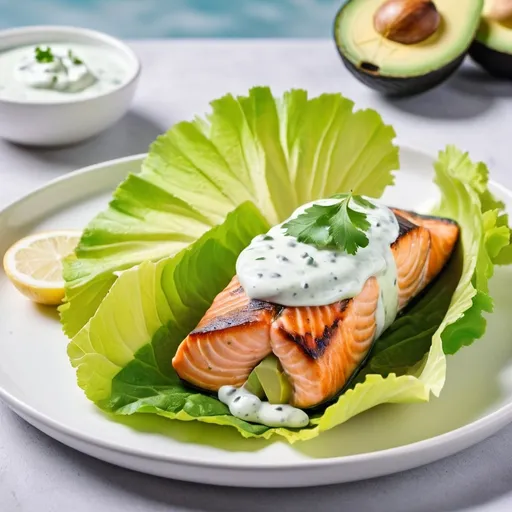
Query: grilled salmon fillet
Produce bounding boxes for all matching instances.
[172,209,459,408]
[172,276,277,391]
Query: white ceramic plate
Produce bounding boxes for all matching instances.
[1,147,512,488]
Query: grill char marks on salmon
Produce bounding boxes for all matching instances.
[172,209,460,409]
[172,276,277,391]
[271,278,379,408]
[273,299,350,360]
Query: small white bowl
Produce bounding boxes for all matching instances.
[0,26,141,147]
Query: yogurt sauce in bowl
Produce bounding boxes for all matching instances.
[0,43,130,102]
[0,26,141,146]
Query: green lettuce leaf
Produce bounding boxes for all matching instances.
[68,145,511,443]
[61,87,398,338]
[68,202,269,402]
[306,146,511,437]
[356,147,510,380]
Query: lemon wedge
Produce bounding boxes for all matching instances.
[2,230,81,305]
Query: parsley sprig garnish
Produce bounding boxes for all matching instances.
[282,193,376,255]
[35,46,54,63]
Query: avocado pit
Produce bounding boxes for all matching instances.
[374,0,441,44]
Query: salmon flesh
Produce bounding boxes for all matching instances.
[172,208,459,408]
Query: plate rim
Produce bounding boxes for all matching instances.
[1,145,512,472]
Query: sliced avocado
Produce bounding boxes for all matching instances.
[245,367,266,398]
[334,0,483,96]
[470,1,512,78]
[255,355,292,404]
[246,354,292,404]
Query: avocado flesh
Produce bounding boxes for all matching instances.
[246,355,292,404]
[245,368,265,398]
[335,0,483,77]
[475,1,512,53]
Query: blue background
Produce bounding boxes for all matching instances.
[0,0,342,38]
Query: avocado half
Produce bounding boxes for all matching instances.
[334,0,484,96]
[470,1,512,78]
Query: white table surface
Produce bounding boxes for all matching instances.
[1,39,512,512]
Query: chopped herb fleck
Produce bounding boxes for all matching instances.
[255,257,265,261]
[35,46,54,63]
[67,49,83,65]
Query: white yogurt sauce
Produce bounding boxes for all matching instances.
[218,386,309,428]
[237,197,400,337]
[0,43,130,102]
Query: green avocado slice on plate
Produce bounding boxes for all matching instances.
[246,355,292,404]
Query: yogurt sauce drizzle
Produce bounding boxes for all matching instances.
[237,197,400,337]
[218,386,309,428]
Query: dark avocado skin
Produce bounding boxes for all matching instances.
[470,40,512,79]
[337,51,466,97]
